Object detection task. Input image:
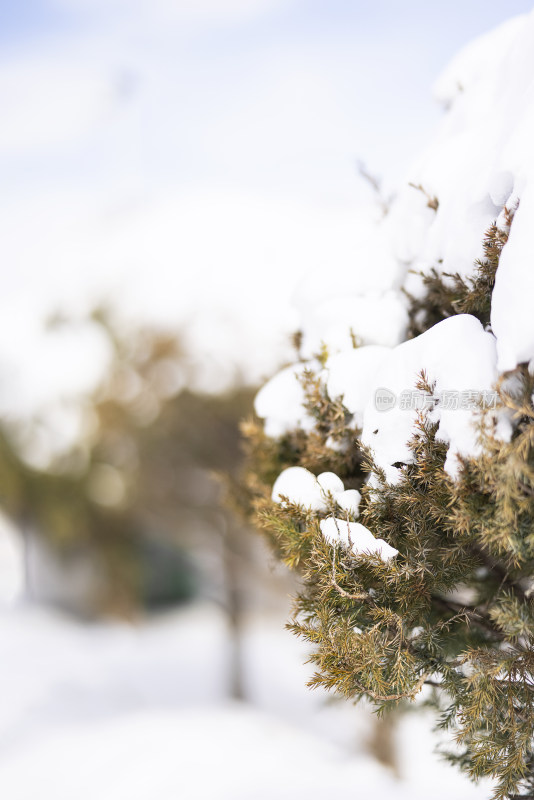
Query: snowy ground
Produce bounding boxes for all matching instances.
[0,601,491,799]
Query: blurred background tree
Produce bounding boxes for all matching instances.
[0,311,291,699]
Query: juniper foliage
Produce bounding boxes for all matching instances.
[241,214,534,799]
[406,210,512,338]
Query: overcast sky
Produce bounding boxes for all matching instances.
[0,0,533,408]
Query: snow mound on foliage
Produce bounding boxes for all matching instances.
[254,362,314,438]
[266,315,512,494]
[361,315,512,481]
[320,517,398,560]
[326,345,391,428]
[272,467,361,515]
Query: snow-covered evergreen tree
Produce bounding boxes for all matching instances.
[242,12,534,799]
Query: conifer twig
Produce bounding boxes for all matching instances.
[353,671,430,702]
[330,549,372,602]
[432,595,505,640]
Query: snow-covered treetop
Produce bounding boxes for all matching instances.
[245,17,534,797]
[256,10,534,483]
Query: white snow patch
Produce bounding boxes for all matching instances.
[0,516,24,607]
[326,345,391,427]
[402,10,534,373]
[361,315,511,480]
[320,517,398,561]
[492,184,534,370]
[0,601,491,800]
[254,362,314,438]
[259,13,534,487]
[336,489,362,516]
[272,467,355,513]
[299,290,408,358]
[316,471,345,495]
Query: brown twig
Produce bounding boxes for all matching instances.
[408,181,439,211]
[353,671,430,702]
[330,548,372,602]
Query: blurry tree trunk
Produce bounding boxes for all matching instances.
[366,711,399,776]
[221,515,246,701]
[20,516,32,602]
